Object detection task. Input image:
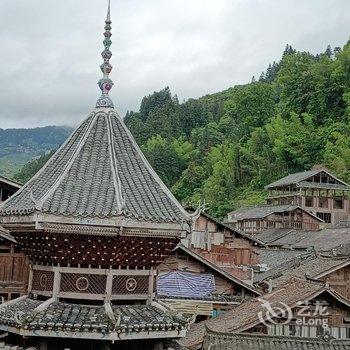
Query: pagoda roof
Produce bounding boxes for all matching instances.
[0,297,188,341]
[0,109,189,226]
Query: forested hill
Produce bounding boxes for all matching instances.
[124,42,350,218]
[0,126,72,179]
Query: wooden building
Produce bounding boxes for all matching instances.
[0,178,27,302]
[0,176,21,203]
[265,169,350,225]
[0,226,29,302]
[0,4,191,349]
[179,278,350,349]
[226,204,323,234]
[261,256,350,300]
[158,245,259,319]
[183,210,261,265]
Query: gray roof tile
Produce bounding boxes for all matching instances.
[265,170,320,188]
[203,331,350,350]
[0,298,186,334]
[265,170,349,189]
[0,109,189,224]
[227,205,322,221]
[261,227,350,251]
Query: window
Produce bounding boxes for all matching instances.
[317,212,332,223]
[319,197,328,208]
[334,198,344,209]
[305,197,313,207]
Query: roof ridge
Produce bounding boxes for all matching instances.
[0,116,91,212]
[205,328,350,343]
[106,112,125,213]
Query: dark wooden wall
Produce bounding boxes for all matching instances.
[0,253,29,301]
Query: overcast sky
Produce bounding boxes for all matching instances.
[0,0,349,129]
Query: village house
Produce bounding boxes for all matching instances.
[265,169,350,225]
[157,245,259,320]
[178,278,350,349]
[253,226,350,252]
[225,169,350,234]
[254,252,350,299]
[226,204,323,234]
[183,209,262,264]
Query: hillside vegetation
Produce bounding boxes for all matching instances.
[124,42,350,218]
[7,41,350,219]
[0,126,72,179]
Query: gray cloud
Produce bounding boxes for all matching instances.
[0,0,349,128]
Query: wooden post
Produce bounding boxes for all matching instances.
[53,267,61,300]
[148,268,155,303]
[106,270,113,302]
[28,266,33,294]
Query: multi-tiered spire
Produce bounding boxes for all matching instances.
[96,0,114,108]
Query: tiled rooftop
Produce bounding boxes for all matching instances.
[258,227,350,251]
[0,110,189,224]
[253,248,314,283]
[177,278,325,349]
[265,170,349,189]
[0,298,187,336]
[203,331,350,350]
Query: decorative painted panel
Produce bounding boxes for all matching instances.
[60,273,107,294]
[32,270,54,292]
[112,275,149,295]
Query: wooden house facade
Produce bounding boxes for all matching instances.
[0,177,28,302]
[226,205,322,234]
[158,245,258,319]
[266,169,350,225]
[183,210,260,265]
[178,278,350,349]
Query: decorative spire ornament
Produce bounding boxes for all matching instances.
[96,0,114,108]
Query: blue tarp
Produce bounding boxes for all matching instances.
[157,271,216,298]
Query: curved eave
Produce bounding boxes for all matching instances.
[0,212,190,237]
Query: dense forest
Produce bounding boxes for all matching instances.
[123,41,350,218]
[10,40,350,219]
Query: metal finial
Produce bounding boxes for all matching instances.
[96,0,114,108]
[107,0,111,22]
